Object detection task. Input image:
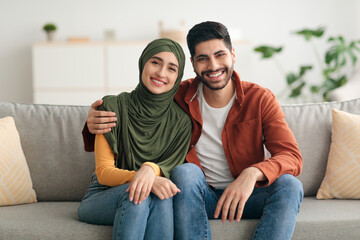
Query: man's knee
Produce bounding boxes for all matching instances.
[274,174,304,204]
[171,163,204,189]
[277,174,303,192]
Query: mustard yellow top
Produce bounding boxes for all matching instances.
[95,134,161,187]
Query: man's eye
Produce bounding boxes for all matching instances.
[197,58,206,62]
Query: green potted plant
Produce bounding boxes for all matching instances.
[43,23,57,41]
[254,27,360,102]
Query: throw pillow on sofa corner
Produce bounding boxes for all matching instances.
[0,116,37,206]
[316,109,360,199]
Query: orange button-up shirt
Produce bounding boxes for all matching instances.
[174,71,302,186]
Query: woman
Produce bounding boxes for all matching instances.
[78,38,192,240]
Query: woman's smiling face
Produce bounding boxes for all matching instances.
[141,52,179,94]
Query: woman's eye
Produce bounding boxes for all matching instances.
[152,61,159,65]
[169,67,177,72]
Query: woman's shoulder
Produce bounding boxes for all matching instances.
[173,102,192,125]
[100,93,129,112]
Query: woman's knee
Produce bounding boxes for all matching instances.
[151,195,173,211]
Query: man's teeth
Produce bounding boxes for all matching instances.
[153,79,165,85]
[209,72,222,77]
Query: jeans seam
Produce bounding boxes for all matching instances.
[114,193,127,240]
[201,183,211,240]
[252,187,270,240]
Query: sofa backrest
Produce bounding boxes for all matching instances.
[280,98,360,196]
[1,98,359,200]
[0,102,94,201]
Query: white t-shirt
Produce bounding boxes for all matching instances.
[195,83,236,189]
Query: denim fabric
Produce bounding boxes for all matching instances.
[171,163,304,240]
[78,174,174,240]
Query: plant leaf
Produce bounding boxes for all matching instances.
[294,27,325,41]
[289,82,306,98]
[310,85,320,93]
[286,73,298,85]
[348,48,357,65]
[299,65,313,77]
[254,46,283,59]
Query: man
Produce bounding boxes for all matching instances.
[83,21,303,240]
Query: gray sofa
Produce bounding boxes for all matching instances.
[0,99,359,240]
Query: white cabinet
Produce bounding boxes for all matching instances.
[32,41,251,105]
[33,43,106,105]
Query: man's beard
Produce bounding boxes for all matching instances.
[196,64,234,91]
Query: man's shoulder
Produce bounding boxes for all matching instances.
[179,78,195,89]
[241,81,271,94]
[176,78,196,101]
[240,81,275,102]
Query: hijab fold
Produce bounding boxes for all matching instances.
[98,38,192,178]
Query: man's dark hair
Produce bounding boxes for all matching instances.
[187,21,232,59]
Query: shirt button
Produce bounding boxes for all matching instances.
[191,144,194,148]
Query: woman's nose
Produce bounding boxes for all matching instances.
[156,66,166,77]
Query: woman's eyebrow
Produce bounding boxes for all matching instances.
[151,56,178,68]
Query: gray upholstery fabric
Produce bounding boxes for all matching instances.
[1,99,360,239]
[210,197,360,240]
[0,199,359,240]
[0,102,94,201]
[0,202,112,240]
[282,99,360,196]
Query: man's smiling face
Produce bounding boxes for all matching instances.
[191,39,236,90]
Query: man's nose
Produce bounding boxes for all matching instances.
[208,57,219,71]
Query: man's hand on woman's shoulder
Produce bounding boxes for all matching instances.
[87,99,117,134]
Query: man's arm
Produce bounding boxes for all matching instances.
[214,167,266,223]
[82,99,117,152]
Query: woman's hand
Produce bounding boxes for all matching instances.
[127,165,156,204]
[151,176,180,200]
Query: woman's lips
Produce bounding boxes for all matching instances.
[151,78,166,86]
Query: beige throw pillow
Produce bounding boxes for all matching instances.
[317,109,360,199]
[0,116,37,206]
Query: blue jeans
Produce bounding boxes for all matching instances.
[78,174,174,240]
[171,163,304,240]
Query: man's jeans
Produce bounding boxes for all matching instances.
[78,174,174,240]
[171,163,304,240]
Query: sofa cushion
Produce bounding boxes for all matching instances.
[281,98,360,196]
[211,197,360,240]
[0,198,359,240]
[316,109,360,199]
[0,116,37,206]
[0,202,112,240]
[0,103,94,201]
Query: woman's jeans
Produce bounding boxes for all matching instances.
[171,163,304,240]
[78,174,174,240]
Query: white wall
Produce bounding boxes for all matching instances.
[1,0,359,104]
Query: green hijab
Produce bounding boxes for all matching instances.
[99,38,192,178]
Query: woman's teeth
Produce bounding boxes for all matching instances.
[153,79,165,85]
